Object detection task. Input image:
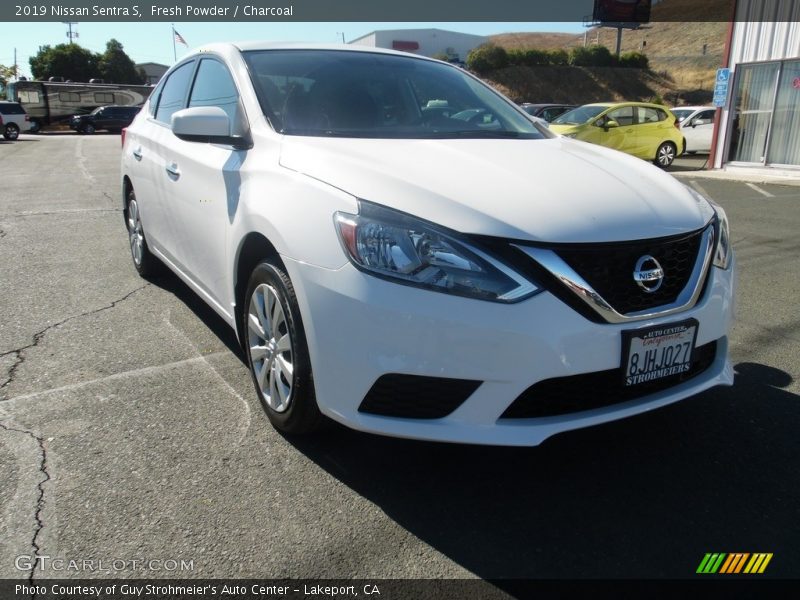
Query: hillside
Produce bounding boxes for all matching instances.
[485,65,690,106]
[489,17,728,99]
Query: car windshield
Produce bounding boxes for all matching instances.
[243,50,548,139]
[91,107,104,115]
[671,108,695,122]
[552,105,607,125]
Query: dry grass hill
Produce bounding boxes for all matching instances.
[487,0,731,105]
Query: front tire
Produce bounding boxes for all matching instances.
[654,142,677,168]
[3,123,19,140]
[125,188,159,277]
[244,261,323,435]
[82,123,96,134]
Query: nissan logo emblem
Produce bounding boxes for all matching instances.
[633,255,664,293]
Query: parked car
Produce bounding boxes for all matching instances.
[520,103,576,122]
[550,102,686,167]
[70,105,141,134]
[671,106,715,154]
[0,101,33,140]
[121,44,735,446]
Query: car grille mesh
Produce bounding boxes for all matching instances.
[553,229,704,315]
[500,340,717,419]
[358,374,481,419]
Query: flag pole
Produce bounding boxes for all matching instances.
[172,23,177,62]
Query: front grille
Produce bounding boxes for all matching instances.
[554,229,704,315]
[358,374,482,419]
[500,340,717,419]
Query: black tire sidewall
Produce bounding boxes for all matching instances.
[4,124,19,140]
[243,261,321,434]
[125,188,158,278]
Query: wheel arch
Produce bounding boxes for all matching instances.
[122,176,133,227]
[233,232,284,349]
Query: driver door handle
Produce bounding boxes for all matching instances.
[132,147,142,160]
[165,163,180,178]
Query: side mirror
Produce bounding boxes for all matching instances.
[171,106,250,148]
[604,119,620,131]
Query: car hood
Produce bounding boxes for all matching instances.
[278,136,713,243]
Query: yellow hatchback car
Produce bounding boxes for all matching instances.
[550,102,685,168]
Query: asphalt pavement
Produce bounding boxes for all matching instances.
[1,134,798,587]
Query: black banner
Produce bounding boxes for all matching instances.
[2,0,742,23]
[2,579,798,600]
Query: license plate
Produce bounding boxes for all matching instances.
[622,319,698,387]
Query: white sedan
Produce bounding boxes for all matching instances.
[672,106,716,154]
[121,43,735,446]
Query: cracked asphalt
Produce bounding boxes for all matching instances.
[0,135,798,589]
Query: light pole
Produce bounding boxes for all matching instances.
[63,21,79,44]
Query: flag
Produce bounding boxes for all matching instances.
[174,30,188,46]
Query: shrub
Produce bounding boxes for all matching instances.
[619,51,650,69]
[569,45,614,67]
[466,44,508,74]
[547,49,569,65]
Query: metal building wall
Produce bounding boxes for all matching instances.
[714,0,800,167]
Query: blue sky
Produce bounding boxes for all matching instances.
[1,22,585,76]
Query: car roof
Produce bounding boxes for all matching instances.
[670,106,713,111]
[194,41,439,63]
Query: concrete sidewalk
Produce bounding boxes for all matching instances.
[671,165,800,187]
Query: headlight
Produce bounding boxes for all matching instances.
[712,203,731,269]
[334,201,540,303]
[684,185,731,270]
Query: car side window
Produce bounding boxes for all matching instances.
[634,107,661,125]
[188,58,246,136]
[155,61,195,124]
[607,106,634,126]
[695,109,715,125]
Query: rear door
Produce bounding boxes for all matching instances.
[632,105,666,158]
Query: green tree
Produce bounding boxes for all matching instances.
[99,39,144,84]
[29,44,100,82]
[0,64,17,88]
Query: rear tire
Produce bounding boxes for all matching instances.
[3,123,19,140]
[125,188,160,278]
[244,261,324,435]
[654,142,677,168]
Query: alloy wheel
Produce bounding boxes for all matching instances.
[657,143,676,167]
[248,284,294,413]
[127,197,144,266]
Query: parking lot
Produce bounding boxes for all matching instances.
[1,133,798,585]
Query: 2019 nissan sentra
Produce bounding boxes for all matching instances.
[120,44,735,446]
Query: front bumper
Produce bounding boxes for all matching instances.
[284,254,735,446]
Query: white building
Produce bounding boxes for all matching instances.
[710,0,800,174]
[349,28,488,62]
[135,62,169,85]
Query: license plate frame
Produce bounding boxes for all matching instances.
[621,319,699,387]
